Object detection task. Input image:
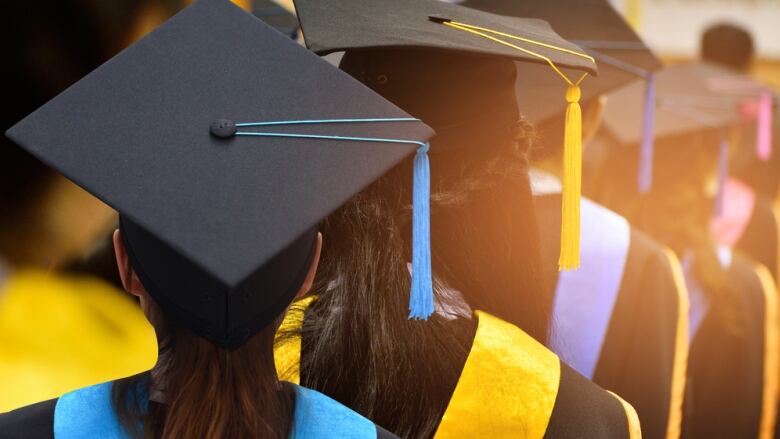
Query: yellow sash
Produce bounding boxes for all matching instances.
[0,270,157,412]
[274,299,640,438]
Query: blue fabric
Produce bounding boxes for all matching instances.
[54,382,128,439]
[53,381,377,439]
[549,198,630,379]
[290,384,377,438]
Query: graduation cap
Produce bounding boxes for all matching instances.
[459,0,662,195]
[252,0,299,39]
[294,0,597,270]
[5,0,433,348]
[450,0,659,268]
[602,62,768,215]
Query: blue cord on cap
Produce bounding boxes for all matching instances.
[222,117,435,321]
[714,136,729,217]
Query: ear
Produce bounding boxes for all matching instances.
[112,229,148,299]
[296,233,323,299]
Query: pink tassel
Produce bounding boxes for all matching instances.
[757,92,773,161]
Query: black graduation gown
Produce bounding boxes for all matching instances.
[681,253,777,439]
[276,298,641,438]
[535,193,686,439]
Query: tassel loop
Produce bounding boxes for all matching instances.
[559,85,582,271]
[409,143,433,320]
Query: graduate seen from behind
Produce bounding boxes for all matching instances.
[0,0,440,437]
[276,0,641,437]
[590,64,779,439]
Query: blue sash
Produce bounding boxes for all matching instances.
[683,246,733,341]
[549,198,631,379]
[53,381,377,438]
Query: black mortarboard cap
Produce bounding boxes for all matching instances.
[460,0,661,123]
[294,0,598,271]
[292,0,596,74]
[5,0,433,348]
[603,62,763,145]
[458,0,662,193]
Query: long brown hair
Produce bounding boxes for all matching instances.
[112,298,294,438]
[281,50,549,438]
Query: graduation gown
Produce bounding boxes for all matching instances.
[533,183,688,439]
[275,297,642,439]
[680,248,778,439]
[0,380,397,439]
[0,268,157,413]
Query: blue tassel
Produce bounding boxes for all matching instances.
[408,142,433,320]
[714,137,729,217]
[638,74,656,193]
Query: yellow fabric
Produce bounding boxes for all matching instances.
[274,303,561,438]
[608,391,643,439]
[0,270,157,412]
[274,295,316,384]
[435,311,559,439]
[754,264,780,439]
[661,249,690,439]
[437,20,589,269]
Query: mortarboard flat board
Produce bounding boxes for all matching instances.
[5,0,433,348]
[602,62,763,145]
[458,0,661,124]
[292,0,597,75]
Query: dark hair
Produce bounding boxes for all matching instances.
[282,50,549,438]
[588,129,742,331]
[112,296,294,439]
[700,23,755,72]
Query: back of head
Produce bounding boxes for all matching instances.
[700,23,755,72]
[293,49,548,438]
[589,129,743,332]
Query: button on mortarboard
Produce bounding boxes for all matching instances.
[5,0,433,348]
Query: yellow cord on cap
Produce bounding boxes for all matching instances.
[438,19,591,270]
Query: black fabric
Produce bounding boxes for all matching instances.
[0,398,57,439]
[681,254,765,439]
[594,230,678,439]
[544,362,630,439]
[292,0,596,74]
[603,62,755,146]
[339,49,520,153]
[735,195,778,282]
[6,0,433,348]
[462,0,661,126]
[375,424,400,439]
[535,193,678,439]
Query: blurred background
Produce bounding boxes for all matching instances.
[0,0,778,414]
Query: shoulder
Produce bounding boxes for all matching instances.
[0,399,57,439]
[546,363,640,439]
[290,384,396,439]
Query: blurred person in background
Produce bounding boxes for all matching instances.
[0,0,187,412]
[703,23,780,284]
[589,124,778,439]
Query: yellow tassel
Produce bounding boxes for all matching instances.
[559,85,582,271]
